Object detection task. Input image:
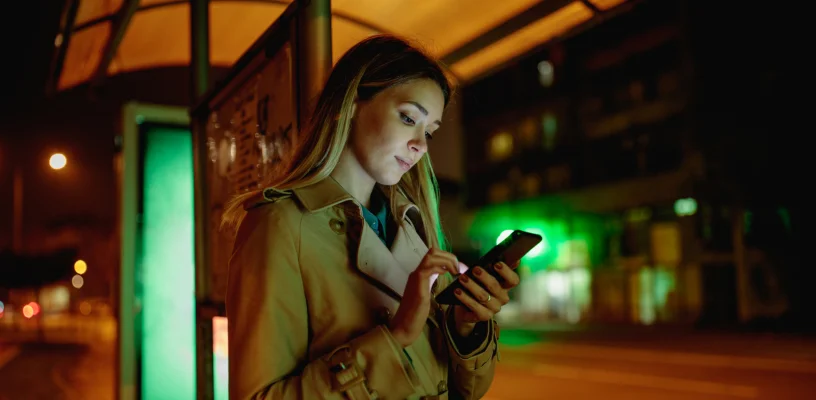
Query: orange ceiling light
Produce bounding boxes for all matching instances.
[450,1,594,81]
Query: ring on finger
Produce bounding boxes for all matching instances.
[481,294,491,304]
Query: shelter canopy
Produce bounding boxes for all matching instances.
[56,0,627,91]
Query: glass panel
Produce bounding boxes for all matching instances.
[332,0,540,57]
[75,0,122,26]
[108,4,190,75]
[58,22,111,90]
[210,2,288,65]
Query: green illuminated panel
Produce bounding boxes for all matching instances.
[141,126,196,399]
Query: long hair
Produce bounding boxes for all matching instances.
[222,34,454,250]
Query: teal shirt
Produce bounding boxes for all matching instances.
[360,190,393,248]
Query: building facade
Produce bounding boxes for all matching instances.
[455,0,797,327]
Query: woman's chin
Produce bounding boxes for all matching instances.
[377,171,405,186]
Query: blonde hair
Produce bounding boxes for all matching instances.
[222,35,454,250]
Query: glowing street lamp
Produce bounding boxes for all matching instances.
[49,153,67,170]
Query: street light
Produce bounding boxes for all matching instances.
[49,153,67,170]
[12,152,69,252]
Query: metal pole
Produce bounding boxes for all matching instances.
[191,0,210,101]
[296,0,333,129]
[191,2,212,399]
[12,165,23,253]
[190,0,211,302]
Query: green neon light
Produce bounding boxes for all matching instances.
[141,126,196,399]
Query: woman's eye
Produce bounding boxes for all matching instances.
[400,113,415,125]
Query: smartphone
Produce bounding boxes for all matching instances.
[435,230,542,306]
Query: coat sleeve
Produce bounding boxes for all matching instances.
[434,274,499,400]
[227,202,422,400]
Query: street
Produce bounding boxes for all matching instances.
[2,319,816,399]
[0,315,115,400]
[486,326,816,400]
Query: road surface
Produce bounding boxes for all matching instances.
[2,318,816,399]
[485,327,816,400]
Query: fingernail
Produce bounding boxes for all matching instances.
[495,263,503,270]
[455,288,462,295]
[457,262,467,275]
[459,274,469,283]
[474,267,482,276]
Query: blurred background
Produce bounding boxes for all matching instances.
[0,0,813,399]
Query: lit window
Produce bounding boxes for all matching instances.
[488,132,514,161]
[674,198,697,216]
[538,60,554,87]
[488,182,511,203]
[522,174,541,196]
[519,117,538,147]
[542,112,557,151]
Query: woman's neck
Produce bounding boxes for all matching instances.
[331,149,376,208]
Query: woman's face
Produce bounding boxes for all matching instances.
[349,78,445,185]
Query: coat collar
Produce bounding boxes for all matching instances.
[254,177,439,325]
[292,177,423,228]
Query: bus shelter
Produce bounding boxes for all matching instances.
[49,1,631,398]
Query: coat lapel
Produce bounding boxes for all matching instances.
[356,222,411,298]
[355,211,430,299]
[291,178,440,324]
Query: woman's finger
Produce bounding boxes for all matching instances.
[470,266,509,305]
[424,252,460,276]
[453,286,496,319]
[493,262,520,289]
[457,274,501,313]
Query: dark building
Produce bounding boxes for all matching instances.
[459,0,805,328]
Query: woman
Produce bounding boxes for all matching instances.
[223,35,520,400]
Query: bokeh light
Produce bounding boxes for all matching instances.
[49,153,67,170]
[72,274,84,289]
[74,259,87,274]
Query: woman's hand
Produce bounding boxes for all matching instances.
[389,248,461,348]
[452,261,520,337]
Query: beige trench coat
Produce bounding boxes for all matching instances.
[227,177,499,400]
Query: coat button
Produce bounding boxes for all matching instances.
[376,307,391,324]
[329,218,346,234]
[437,380,447,393]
